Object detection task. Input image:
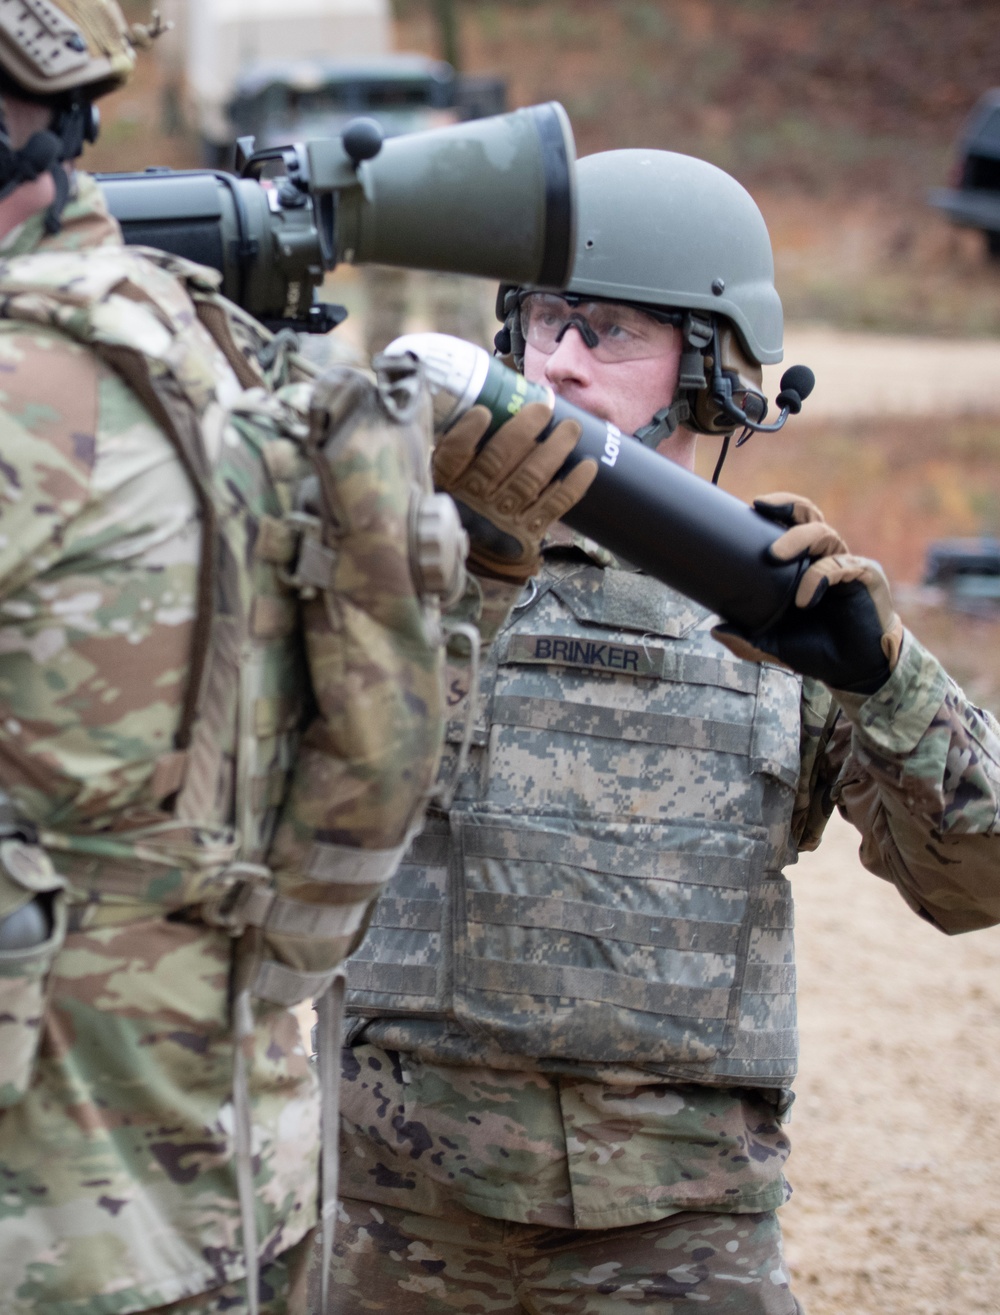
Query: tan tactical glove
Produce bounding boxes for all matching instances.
[432,401,597,583]
[712,492,904,694]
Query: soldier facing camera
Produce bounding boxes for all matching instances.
[331,149,1000,1315]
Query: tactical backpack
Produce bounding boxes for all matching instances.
[0,242,463,1312]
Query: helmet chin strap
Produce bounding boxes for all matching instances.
[0,96,94,234]
[634,310,715,449]
[633,398,690,448]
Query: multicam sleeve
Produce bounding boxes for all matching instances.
[821,629,1000,933]
[789,675,841,853]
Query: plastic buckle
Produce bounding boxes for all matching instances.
[202,863,273,935]
[278,511,335,599]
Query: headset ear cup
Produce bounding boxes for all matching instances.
[718,323,765,419]
[495,283,516,322]
[494,283,526,368]
[741,387,767,424]
[684,323,768,436]
[508,309,526,370]
[684,376,768,438]
[687,374,740,435]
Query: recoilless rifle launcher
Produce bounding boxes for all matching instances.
[95,104,813,635]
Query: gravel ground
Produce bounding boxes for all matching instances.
[781,811,1000,1314]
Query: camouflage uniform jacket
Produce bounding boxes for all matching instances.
[0,177,444,1313]
[338,534,1000,1230]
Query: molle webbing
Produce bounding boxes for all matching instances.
[491,693,756,753]
[347,565,804,1086]
[248,839,411,1007]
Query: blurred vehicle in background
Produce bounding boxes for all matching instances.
[923,536,1000,614]
[227,54,506,159]
[928,88,1000,258]
[228,54,458,155]
[156,0,394,166]
[154,0,506,357]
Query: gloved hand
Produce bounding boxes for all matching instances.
[712,492,904,694]
[432,401,597,583]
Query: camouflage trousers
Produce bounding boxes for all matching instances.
[328,1198,804,1314]
[144,1227,316,1315]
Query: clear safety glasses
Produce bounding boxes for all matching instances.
[519,292,680,363]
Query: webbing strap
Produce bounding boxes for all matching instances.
[433,620,481,810]
[317,973,347,1315]
[232,988,260,1315]
[492,694,754,753]
[464,890,741,954]
[307,840,410,885]
[265,895,370,940]
[253,961,339,1007]
[95,344,219,759]
[715,1027,799,1065]
[459,956,732,1019]
[743,962,796,993]
[214,881,371,942]
[346,959,437,997]
[459,819,757,889]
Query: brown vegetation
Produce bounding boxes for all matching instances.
[394,0,998,190]
[392,0,1000,336]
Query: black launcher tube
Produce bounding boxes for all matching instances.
[385,334,804,632]
[556,411,802,631]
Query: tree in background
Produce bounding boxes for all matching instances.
[432,0,461,71]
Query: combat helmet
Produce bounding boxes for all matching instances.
[0,0,156,228]
[496,148,785,455]
[0,0,138,100]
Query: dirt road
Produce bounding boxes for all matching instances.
[752,330,1000,1312]
[784,814,1000,1314]
[763,327,1000,419]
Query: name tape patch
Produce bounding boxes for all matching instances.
[506,633,658,677]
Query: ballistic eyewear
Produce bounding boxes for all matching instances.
[519,292,681,363]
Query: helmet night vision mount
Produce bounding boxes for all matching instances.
[97,102,577,334]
